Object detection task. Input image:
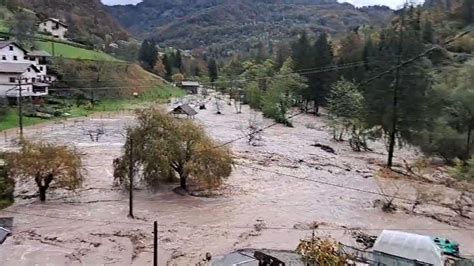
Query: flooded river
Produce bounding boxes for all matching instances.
[0,101,473,265]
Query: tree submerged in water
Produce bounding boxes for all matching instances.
[8,141,84,202]
[114,107,233,191]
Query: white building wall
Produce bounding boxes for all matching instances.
[38,20,68,40]
[0,68,46,98]
[0,45,29,64]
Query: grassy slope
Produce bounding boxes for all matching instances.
[35,40,119,61]
[0,6,12,32]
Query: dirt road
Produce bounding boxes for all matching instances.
[0,102,473,265]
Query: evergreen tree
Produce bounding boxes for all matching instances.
[291,31,312,71]
[422,19,435,43]
[138,39,158,71]
[162,54,172,81]
[274,42,291,69]
[208,58,219,83]
[362,8,432,167]
[255,42,268,64]
[337,31,365,82]
[460,0,474,25]
[175,50,183,71]
[309,33,335,114]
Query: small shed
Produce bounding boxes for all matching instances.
[0,227,10,244]
[170,104,198,119]
[180,81,200,94]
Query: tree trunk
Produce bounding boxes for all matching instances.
[39,186,47,202]
[314,104,320,116]
[35,173,54,202]
[180,175,187,191]
[466,120,473,162]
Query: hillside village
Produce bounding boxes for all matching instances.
[0,17,65,103]
[0,0,473,265]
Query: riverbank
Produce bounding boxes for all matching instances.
[0,85,184,133]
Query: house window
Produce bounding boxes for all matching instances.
[32,78,36,83]
[43,22,47,26]
[13,56,17,61]
[40,66,44,71]
[1,55,5,60]
[9,77,16,83]
[9,46,13,51]
[24,56,28,60]
[27,68,30,72]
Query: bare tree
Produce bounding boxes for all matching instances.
[450,192,473,219]
[233,94,244,114]
[375,178,402,212]
[215,97,224,115]
[240,115,263,146]
[80,124,105,142]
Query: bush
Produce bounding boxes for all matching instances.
[0,154,14,209]
[296,233,347,265]
[450,158,474,181]
[413,120,468,162]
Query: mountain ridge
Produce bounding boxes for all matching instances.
[15,0,129,43]
[107,0,393,54]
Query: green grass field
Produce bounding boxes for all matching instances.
[0,85,184,132]
[35,40,120,61]
[0,109,44,132]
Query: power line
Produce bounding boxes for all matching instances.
[358,29,473,89]
[3,210,473,231]
[235,162,470,211]
[211,112,304,150]
[49,61,366,85]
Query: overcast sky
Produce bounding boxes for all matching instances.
[101,0,421,10]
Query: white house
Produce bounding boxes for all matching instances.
[26,50,55,83]
[0,41,55,102]
[0,40,29,63]
[38,18,68,40]
[0,63,47,103]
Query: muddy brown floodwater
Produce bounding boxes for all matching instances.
[0,99,473,265]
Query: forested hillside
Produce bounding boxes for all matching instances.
[213,0,474,173]
[107,0,393,55]
[10,0,129,45]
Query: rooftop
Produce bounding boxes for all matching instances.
[171,104,198,116]
[0,63,39,74]
[43,18,68,28]
[0,41,27,53]
[181,81,200,87]
[27,50,52,57]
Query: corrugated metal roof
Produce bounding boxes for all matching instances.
[0,227,10,244]
[181,81,200,87]
[171,104,198,116]
[0,63,39,74]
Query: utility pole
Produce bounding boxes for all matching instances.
[153,221,158,266]
[17,77,24,140]
[387,4,406,168]
[128,136,134,218]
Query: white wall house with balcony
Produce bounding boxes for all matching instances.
[0,63,46,103]
[38,18,68,40]
[0,41,55,103]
